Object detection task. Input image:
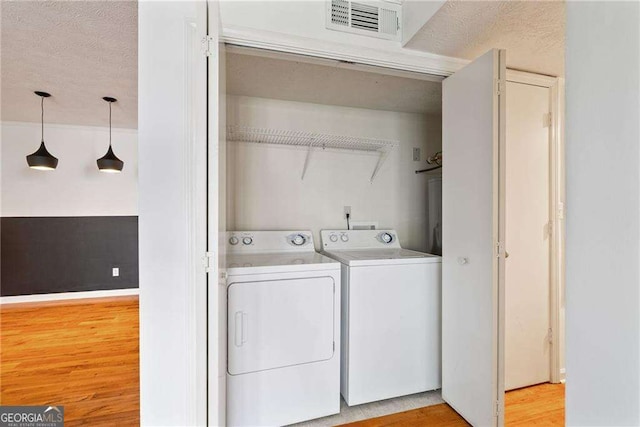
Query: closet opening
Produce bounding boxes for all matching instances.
[214,45,565,426]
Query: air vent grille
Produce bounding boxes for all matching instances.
[331,0,349,26]
[350,2,379,32]
[380,8,398,35]
[326,0,401,41]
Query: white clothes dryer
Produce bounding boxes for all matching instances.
[225,231,341,426]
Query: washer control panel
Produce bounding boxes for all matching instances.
[321,229,401,250]
[226,231,316,253]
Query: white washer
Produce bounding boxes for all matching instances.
[320,229,442,406]
[226,231,341,427]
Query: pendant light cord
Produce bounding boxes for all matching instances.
[41,95,44,143]
[109,101,112,148]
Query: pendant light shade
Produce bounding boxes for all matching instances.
[26,91,58,170]
[97,96,124,173]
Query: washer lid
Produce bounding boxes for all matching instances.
[226,251,340,275]
[322,248,441,266]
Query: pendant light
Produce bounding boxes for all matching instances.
[97,97,124,173]
[26,91,58,170]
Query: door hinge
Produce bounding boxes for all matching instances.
[548,327,553,344]
[547,220,553,237]
[202,251,214,272]
[496,400,501,416]
[495,78,505,96]
[558,202,565,220]
[543,112,552,128]
[201,35,214,57]
[496,241,504,258]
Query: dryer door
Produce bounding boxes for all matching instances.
[228,277,335,375]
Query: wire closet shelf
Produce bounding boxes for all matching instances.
[227,125,398,182]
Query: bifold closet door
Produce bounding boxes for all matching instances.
[208,2,227,426]
[442,49,506,426]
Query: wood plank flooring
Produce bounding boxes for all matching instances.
[0,296,139,426]
[338,383,565,427]
[1,296,564,427]
[505,383,565,425]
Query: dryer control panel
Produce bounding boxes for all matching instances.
[226,231,315,253]
[320,229,402,250]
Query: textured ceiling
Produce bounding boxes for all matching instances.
[1,1,138,129]
[227,52,442,115]
[406,0,565,77]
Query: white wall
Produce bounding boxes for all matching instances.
[218,0,466,76]
[221,1,402,51]
[566,2,640,425]
[1,122,137,216]
[402,1,445,46]
[226,96,442,252]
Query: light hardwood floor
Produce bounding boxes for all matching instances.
[1,296,564,426]
[0,296,139,426]
[338,383,565,426]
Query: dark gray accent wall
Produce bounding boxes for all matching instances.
[1,216,138,296]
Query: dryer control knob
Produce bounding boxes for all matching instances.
[242,237,253,245]
[229,236,239,245]
[329,234,339,243]
[340,234,349,242]
[291,234,306,246]
[380,232,394,244]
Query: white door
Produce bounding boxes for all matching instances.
[505,81,551,390]
[208,2,226,425]
[227,278,335,375]
[442,49,506,426]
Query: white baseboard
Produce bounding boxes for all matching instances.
[560,368,566,383]
[0,288,139,305]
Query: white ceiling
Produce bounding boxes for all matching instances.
[226,51,443,115]
[406,0,565,77]
[1,1,138,129]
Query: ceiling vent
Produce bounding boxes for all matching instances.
[326,0,401,42]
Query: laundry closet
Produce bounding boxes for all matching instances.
[223,48,443,250]
[215,45,564,427]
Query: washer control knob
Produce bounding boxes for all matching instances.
[380,232,394,244]
[329,234,339,243]
[242,237,253,245]
[291,234,307,246]
[229,236,239,245]
[340,234,349,242]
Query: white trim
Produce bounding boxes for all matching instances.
[1,120,138,134]
[506,69,559,87]
[184,5,209,426]
[505,70,565,385]
[225,44,444,83]
[221,24,468,77]
[0,288,139,305]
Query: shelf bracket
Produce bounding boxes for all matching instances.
[301,137,315,180]
[370,150,390,183]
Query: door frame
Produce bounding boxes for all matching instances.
[207,25,566,420]
[505,70,566,384]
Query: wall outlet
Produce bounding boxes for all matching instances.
[112,267,120,277]
[413,147,421,161]
[344,206,351,216]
